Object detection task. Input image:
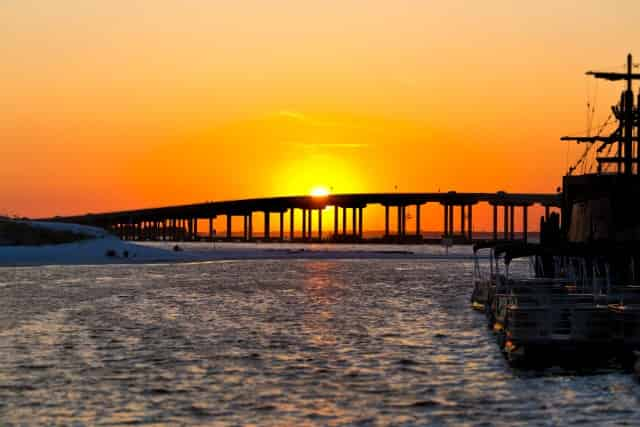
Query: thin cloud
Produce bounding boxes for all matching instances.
[275,110,363,129]
[289,142,369,149]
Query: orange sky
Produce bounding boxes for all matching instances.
[2,1,639,230]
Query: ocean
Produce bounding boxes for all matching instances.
[1,255,639,425]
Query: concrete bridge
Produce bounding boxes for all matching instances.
[44,192,561,243]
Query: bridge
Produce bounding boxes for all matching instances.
[44,192,561,244]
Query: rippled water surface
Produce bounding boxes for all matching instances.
[1,259,640,425]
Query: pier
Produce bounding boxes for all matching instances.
[44,192,560,244]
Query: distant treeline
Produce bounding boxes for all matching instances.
[0,220,92,246]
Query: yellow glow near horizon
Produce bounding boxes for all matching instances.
[310,186,330,197]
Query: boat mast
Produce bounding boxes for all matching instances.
[561,54,640,175]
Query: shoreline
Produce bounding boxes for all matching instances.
[0,221,479,267]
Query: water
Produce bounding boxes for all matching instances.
[1,257,640,425]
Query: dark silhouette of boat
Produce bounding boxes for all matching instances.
[471,54,640,367]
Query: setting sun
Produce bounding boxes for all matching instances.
[310,186,330,197]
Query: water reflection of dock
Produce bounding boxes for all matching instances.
[43,192,559,244]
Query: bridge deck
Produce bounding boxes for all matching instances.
[43,192,560,223]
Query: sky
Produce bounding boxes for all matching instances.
[2,0,639,229]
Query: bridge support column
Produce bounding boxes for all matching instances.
[280,212,284,241]
[385,205,390,238]
[208,217,213,241]
[352,208,357,237]
[334,206,339,239]
[307,209,312,241]
[522,206,528,243]
[243,215,248,240]
[342,207,347,236]
[460,205,465,239]
[443,205,448,237]
[302,209,307,240]
[503,206,508,240]
[468,205,473,241]
[318,209,323,241]
[193,218,198,241]
[358,207,363,239]
[402,206,407,236]
[415,204,421,237]
[397,206,402,238]
[448,204,454,236]
[226,215,232,240]
[174,221,178,241]
[248,213,253,240]
[545,206,550,220]
[510,205,515,240]
[492,205,497,240]
[289,208,294,240]
[264,212,270,240]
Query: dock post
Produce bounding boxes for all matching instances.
[248,213,253,240]
[468,205,473,241]
[280,212,284,241]
[243,215,248,240]
[415,204,421,237]
[510,205,515,240]
[397,206,402,238]
[264,211,270,240]
[226,215,232,240]
[193,218,198,241]
[545,206,550,220]
[289,208,294,240]
[358,207,363,239]
[385,205,390,238]
[302,209,307,240]
[209,217,213,241]
[523,206,528,243]
[318,209,323,241]
[307,209,312,241]
[460,205,465,239]
[334,206,339,239]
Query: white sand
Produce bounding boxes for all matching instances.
[0,221,474,266]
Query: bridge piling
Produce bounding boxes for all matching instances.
[443,204,449,238]
[510,205,515,240]
[523,206,528,243]
[468,204,473,241]
[384,205,390,238]
[289,208,294,240]
[352,208,357,238]
[342,207,347,236]
[279,212,284,241]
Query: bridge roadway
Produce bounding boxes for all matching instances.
[44,191,561,243]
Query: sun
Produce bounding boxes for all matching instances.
[310,186,330,197]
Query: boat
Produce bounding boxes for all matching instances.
[472,55,640,365]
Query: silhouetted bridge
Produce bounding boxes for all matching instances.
[44,192,561,243]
